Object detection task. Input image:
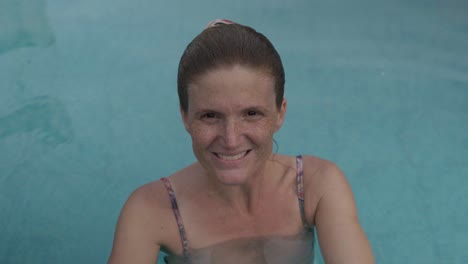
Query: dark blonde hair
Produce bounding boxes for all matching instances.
[177,23,285,112]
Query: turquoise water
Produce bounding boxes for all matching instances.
[0,0,467,263]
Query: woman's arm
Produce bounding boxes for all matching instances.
[312,161,375,264]
[107,185,162,264]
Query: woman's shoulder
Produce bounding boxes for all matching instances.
[273,154,336,169]
[301,154,336,169]
[300,154,345,182]
[271,154,345,195]
[116,172,193,251]
[119,180,173,236]
[296,154,350,224]
[270,154,340,181]
[127,180,169,210]
[128,162,200,205]
[127,163,197,212]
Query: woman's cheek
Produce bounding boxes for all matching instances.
[190,123,218,142]
[250,119,276,137]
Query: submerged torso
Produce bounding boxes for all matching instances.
[164,228,314,264]
[162,155,315,264]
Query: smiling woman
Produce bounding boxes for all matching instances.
[107,19,375,264]
[182,65,285,185]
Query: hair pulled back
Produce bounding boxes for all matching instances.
[177,22,285,112]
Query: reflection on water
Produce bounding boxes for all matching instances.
[0,96,73,146]
[0,0,55,54]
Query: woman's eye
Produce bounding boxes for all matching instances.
[202,113,217,119]
[246,110,263,120]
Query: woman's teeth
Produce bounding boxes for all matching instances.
[217,151,248,161]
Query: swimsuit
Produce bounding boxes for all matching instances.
[161,155,315,263]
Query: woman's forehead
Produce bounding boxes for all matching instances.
[187,66,276,109]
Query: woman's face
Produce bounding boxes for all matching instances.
[181,65,287,185]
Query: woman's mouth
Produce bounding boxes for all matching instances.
[214,150,251,161]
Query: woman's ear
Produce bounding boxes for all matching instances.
[275,98,287,132]
[180,105,190,132]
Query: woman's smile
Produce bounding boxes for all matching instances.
[213,150,251,161]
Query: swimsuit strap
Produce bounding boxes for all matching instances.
[296,155,313,230]
[161,177,192,263]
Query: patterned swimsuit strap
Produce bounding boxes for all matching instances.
[161,177,192,263]
[296,155,313,230]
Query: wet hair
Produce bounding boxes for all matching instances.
[177,22,285,113]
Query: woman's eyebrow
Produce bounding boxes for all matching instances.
[244,106,270,112]
[193,105,270,114]
[194,109,220,115]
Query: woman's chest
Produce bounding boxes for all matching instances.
[166,232,315,264]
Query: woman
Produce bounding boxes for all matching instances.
[108,19,374,264]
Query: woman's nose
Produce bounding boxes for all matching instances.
[220,118,241,148]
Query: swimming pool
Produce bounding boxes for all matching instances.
[0,0,467,263]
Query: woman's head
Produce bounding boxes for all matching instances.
[177,20,285,113]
